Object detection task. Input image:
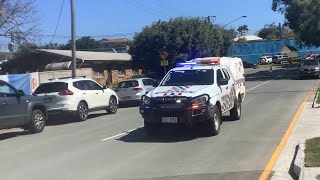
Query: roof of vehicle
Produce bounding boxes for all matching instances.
[41,77,94,84]
[172,65,220,71]
[118,78,152,82]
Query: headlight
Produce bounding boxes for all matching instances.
[141,95,150,105]
[191,94,209,108]
[315,67,320,71]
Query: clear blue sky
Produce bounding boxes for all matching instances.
[0,0,286,49]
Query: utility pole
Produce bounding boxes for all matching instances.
[70,0,76,78]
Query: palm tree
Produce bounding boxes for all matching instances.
[237,25,249,36]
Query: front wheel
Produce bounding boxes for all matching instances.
[204,105,221,136]
[106,96,118,114]
[29,109,46,133]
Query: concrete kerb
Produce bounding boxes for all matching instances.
[293,140,305,179]
[312,86,320,108]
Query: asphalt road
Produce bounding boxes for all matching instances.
[0,67,318,180]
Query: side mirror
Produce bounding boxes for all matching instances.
[18,90,25,96]
[103,85,107,89]
[218,78,228,86]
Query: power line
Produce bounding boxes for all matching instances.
[50,0,65,44]
[154,0,185,16]
[128,0,170,19]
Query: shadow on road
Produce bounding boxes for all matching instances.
[46,112,109,126]
[118,116,235,143]
[0,130,30,141]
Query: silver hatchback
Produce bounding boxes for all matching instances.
[116,78,156,103]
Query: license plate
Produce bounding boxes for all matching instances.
[122,96,131,100]
[162,117,177,123]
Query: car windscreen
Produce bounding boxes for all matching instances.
[117,80,139,88]
[161,69,214,86]
[34,82,68,94]
[302,60,319,66]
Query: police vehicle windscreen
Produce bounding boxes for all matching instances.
[161,69,214,86]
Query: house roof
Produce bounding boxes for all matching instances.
[37,49,131,62]
[234,35,264,42]
[284,45,298,51]
[99,38,129,43]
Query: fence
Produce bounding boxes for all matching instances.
[228,39,320,64]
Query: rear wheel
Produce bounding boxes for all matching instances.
[29,109,46,133]
[230,97,241,120]
[107,96,118,114]
[76,102,88,121]
[204,105,221,136]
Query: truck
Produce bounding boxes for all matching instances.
[0,80,47,133]
[139,57,246,136]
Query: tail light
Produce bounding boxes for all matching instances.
[132,87,143,91]
[58,89,74,95]
[192,104,200,109]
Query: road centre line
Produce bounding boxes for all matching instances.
[258,89,313,180]
[246,75,280,92]
[100,127,141,142]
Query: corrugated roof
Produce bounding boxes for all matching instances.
[37,49,131,61]
[234,35,264,42]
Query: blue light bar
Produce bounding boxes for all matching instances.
[176,62,197,67]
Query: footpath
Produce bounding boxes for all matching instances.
[270,84,320,180]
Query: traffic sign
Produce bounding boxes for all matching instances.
[160,60,169,66]
[160,51,169,60]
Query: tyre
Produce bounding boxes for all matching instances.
[29,109,46,134]
[230,97,241,120]
[76,102,88,121]
[106,96,118,114]
[144,121,160,136]
[204,105,221,136]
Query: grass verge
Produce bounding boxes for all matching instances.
[317,89,320,104]
[305,137,320,167]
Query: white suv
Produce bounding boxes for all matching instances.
[33,77,118,121]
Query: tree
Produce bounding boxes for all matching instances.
[272,0,320,46]
[237,25,249,36]
[258,22,295,40]
[0,0,38,42]
[129,17,235,73]
[63,36,101,50]
[14,42,38,58]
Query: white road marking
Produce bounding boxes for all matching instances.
[246,75,280,92]
[100,127,142,142]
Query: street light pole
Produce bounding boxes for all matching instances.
[70,0,76,78]
[222,16,247,28]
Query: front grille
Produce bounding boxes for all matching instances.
[304,69,315,72]
[153,97,190,108]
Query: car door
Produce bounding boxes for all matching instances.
[75,80,98,110]
[86,80,106,108]
[216,69,229,114]
[0,81,27,128]
[222,68,235,111]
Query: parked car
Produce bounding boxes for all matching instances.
[299,59,320,79]
[0,80,47,133]
[116,78,156,104]
[272,55,291,64]
[243,61,255,68]
[259,56,273,64]
[33,77,118,121]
